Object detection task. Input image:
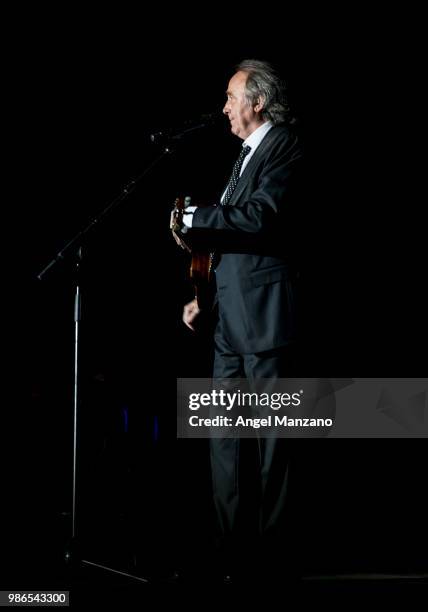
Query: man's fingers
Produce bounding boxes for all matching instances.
[183,300,200,331]
[183,310,196,331]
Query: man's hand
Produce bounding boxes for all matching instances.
[183,298,201,331]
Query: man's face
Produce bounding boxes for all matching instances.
[223,71,264,139]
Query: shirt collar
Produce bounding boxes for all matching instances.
[243,121,273,152]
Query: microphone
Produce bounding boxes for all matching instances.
[150,112,222,144]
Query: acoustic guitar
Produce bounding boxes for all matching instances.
[170,196,214,310]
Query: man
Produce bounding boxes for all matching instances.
[174,59,303,583]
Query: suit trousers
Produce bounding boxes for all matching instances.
[210,323,296,568]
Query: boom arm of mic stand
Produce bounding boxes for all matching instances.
[36,147,173,281]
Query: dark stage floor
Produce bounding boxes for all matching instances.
[2,507,427,607]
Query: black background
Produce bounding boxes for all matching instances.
[3,7,427,590]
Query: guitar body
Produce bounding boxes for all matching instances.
[189,252,213,310]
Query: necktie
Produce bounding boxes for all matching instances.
[221,144,251,206]
[209,145,251,274]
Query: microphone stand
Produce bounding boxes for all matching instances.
[36,136,188,584]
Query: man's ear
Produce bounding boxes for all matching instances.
[254,96,265,113]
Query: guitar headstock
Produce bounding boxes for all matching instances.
[173,196,185,212]
[171,195,193,231]
[171,197,184,232]
[172,196,192,210]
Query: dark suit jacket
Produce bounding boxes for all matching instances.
[191,124,303,354]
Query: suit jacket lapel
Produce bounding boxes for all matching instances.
[227,126,280,206]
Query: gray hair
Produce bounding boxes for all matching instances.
[236,59,292,125]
